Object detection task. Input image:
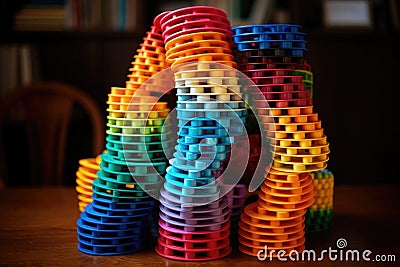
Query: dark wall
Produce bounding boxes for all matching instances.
[0,35,143,186]
[308,32,400,185]
[38,37,141,114]
[41,37,141,185]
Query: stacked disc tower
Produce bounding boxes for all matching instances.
[75,154,101,212]
[306,169,334,232]
[232,24,330,257]
[225,183,247,236]
[76,26,171,256]
[154,7,247,261]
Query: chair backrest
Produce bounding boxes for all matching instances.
[0,81,105,186]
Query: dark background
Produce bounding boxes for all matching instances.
[1,0,399,186]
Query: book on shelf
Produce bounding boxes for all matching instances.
[0,44,40,98]
[389,0,400,31]
[0,46,18,97]
[191,0,275,26]
[14,0,142,32]
[14,4,66,31]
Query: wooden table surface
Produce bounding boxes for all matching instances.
[0,185,399,266]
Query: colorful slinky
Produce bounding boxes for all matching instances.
[233,24,330,258]
[153,7,247,261]
[75,154,101,212]
[76,25,170,256]
[306,169,334,232]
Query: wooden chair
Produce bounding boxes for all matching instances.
[0,82,105,186]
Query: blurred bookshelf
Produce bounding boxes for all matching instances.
[4,0,148,32]
[2,0,399,32]
[0,30,146,43]
[0,0,152,99]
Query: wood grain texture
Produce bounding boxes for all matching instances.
[0,186,399,266]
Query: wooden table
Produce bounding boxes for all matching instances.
[0,186,399,266]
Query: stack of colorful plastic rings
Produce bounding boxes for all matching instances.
[76,24,171,256]
[165,32,235,67]
[238,170,314,257]
[157,6,232,45]
[232,24,329,173]
[232,24,307,56]
[306,169,334,232]
[233,24,314,99]
[225,184,247,235]
[291,69,313,97]
[126,25,168,91]
[233,24,330,258]
[155,7,234,68]
[104,93,172,193]
[75,154,101,212]
[153,7,246,261]
[241,134,262,186]
[80,93,171,255]
[243,84,329,173]
[263,106,329,173]
[156,194,232,261]
[77,198,157,255]
[155,65,245,260]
